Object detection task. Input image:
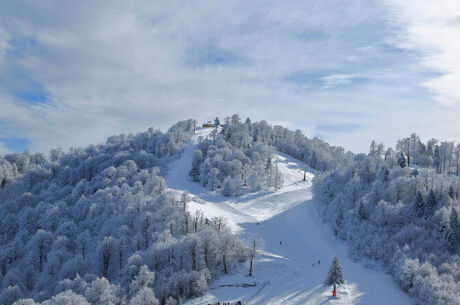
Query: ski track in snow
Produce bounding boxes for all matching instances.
[165,128,414,305]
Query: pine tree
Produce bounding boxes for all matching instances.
[434,145,441,173]
[415,191,425,218]
[358,202,367,220]
[445,226,457,253]
[310,151,318,169]
[398,153,406,168]
[449,185,455,199]
[425,190,437,218]
[450,209,459,236]
[383,167,390,182]
[324,256,345,294]
[448,209,459,252]
[336,209,344,228]
[189,164,200,182]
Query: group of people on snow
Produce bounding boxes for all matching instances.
[279,241,321,267]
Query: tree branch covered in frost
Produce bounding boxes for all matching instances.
[191,114,348,196]
[313,134,460,305]
[0,119,248,305]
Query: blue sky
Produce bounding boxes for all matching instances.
[1,0,460,155]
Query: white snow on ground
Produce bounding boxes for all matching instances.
[165,127,414,305]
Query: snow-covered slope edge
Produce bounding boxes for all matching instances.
[166,128,413,305]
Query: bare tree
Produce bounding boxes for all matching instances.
[248,237,263,276]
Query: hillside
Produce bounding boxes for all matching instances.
[167,127,413,304]
[4,118,458,305]
[0,120,247,305]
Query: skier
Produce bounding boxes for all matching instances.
[312,263,315,267]
[280,240,282,245]
[318,259,320,265]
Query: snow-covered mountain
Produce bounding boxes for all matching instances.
[168,127,413,305]
[1,117,458,305]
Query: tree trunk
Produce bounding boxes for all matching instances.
[223,254,227,273]
[192,244,196,270]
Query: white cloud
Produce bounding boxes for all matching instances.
[385,0,460,105]
[321,74,359,88]
[0,0,459,153]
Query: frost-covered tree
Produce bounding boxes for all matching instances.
[324,257,344,295]
[191,115,346,196]
[1,120,247,305]
[425,190,437,218]
[314,134,460,305]
[415,191,425,217]
[129,288,158,305]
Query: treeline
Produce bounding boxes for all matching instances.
[313,134,460,305]
[190,114,348,196]
[0,119,196,189]
[0,120,247,305]
[393,133,460,174]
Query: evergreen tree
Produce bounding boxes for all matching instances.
[358,202,367,220]
[450,209,459,236]
[369,140,377,156]
[448,209,459,252]
[383,168,390,182]
[445,226,457,253]
[324,256,345,294]
[449,185,455,199]
[434,145,441,173]
[425,190,437,218]
[336,209,344,228]
[398,153,406,168]
[415,191,425,218]
[189,163,200,182]
[310,151,318,169]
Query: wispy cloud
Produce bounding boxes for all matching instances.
[0,0,458,154]
[384,0,460,105]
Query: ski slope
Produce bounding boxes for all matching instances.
[165,128,413,305]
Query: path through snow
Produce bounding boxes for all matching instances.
[165,128,413,305]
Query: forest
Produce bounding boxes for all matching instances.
[0,120,247,305]
[192,119,459,304]
[2,115,459,305]
[313,133,460,304]
[190,114,348,196]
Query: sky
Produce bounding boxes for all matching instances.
[1,0,460,155]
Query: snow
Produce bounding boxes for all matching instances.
[165,127,414,305]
